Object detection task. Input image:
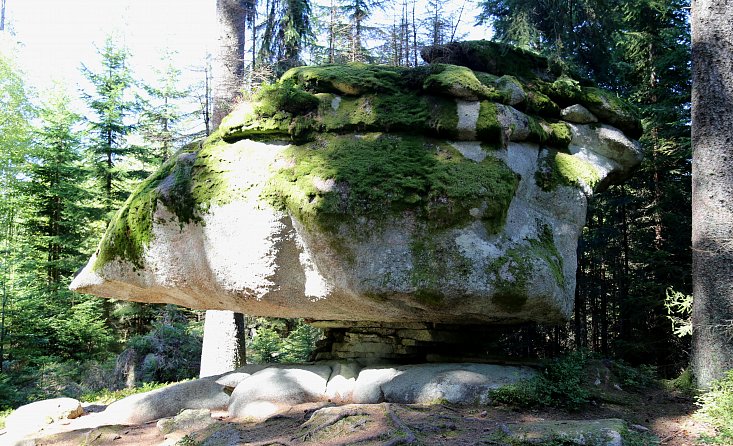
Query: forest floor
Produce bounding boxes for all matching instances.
[15,384,714,446]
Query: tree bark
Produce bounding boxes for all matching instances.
[691,0,733,387]
[201,0,249,377]
[1,0,6,32]
[200,310,246,377]
[212,0,246,129]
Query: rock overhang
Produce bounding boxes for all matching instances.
[70,40,643,326]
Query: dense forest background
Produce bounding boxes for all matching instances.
[0,0,692,410]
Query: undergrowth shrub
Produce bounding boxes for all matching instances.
[610,360,658,391]
[664,368,696,395]
[115,318,202,385]
[80,380,172,404]
[490,350,591,411]
[696,369,733,444]
[249,318,322,364]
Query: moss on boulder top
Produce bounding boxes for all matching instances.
[72,41,644,326]
[221,42,641,144]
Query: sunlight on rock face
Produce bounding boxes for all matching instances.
[71,40,643,329]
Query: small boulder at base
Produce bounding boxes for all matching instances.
[101,378,229,425]
[499,419,626,446]
[381,363,536,404]
[5,397,83,436]
[228,365,332,421]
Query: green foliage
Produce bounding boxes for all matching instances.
[696,370,733,443]
[80,380,170,405]
[490,351,592,410]
[249,325,285,363]
[81,35,139,214]
[0,408,12,430]
[282,323,323,362]
[249,318,322,363]
[121,317,202,384]
[137,49,192,163]
[0,358,118,409]
[665,368,696,395]
[621,429,661,446]
[50,299,115,359]
[665,287,692,338]
[610,360,658,391]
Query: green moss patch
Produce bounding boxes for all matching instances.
[281,63,405,95]
[253,81,319,116]
[93,147,200,270]
[421,40,563,81]
[423,64,502,101]
[486,223,564,313]
[477,101,502,142]
[221,58,640,143]
[261,133,518,232]
[535,150,601,192]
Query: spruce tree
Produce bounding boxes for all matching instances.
[138,50,191,164]
[81,35,138,216]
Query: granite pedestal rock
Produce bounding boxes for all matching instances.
[70,40,642,359]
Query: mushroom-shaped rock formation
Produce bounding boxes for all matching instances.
[71,41,642,359]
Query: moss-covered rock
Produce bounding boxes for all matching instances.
[421,40,563,81]
[72,43,644,327]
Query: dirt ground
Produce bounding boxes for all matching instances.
[12,385,714,446]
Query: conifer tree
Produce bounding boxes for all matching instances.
[81,36,138,216]
[138,50,191,164]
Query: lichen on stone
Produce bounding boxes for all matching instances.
[487,223,564,313]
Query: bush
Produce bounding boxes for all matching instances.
[490,351,591,411]
[248,319,322,364]
[611,360,658,391]
[282,323,322,362]
[696,369,733,443]
[115,320,202,386]
[249,325,284,363]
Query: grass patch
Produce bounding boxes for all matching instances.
[696,369,733,444]
[80,381,174,405]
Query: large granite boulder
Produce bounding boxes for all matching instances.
[70,40,642,325]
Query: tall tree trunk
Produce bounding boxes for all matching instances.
[212,0,246,129]
[200,310,247,377]
[691,0,733,387]
[0,0,6,32]
[411,0,417,66]
[329,0,336,63]
[201,0,249,377]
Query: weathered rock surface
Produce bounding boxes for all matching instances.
[227,365,332,420]
[4,397,83,437]
[500,418,626,446]
[100,378,229,425]
[70,40,642,326]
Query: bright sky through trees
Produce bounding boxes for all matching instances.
[6,0,485,95]
[6,0,216,90]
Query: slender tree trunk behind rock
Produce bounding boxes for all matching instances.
[201,0,248,378]
[200,310,247,377]
[212,0,246,128]
[691,0,733,387]
[1,0,6,32]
